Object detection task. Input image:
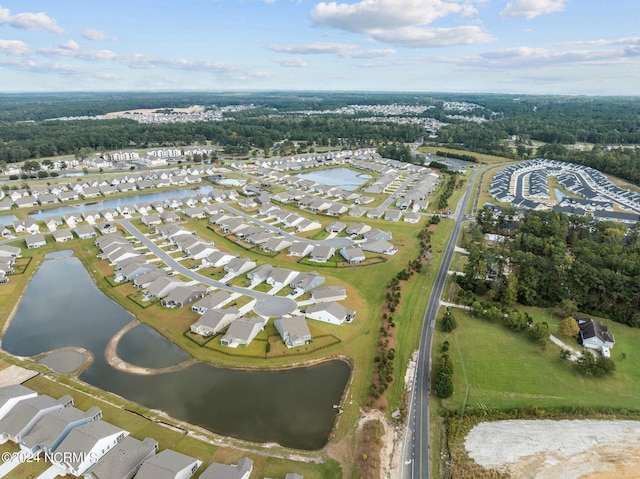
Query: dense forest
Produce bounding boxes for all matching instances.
[1,92,639,186]
[458,208,640,327]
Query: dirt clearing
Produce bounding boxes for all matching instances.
[465,419,640,478]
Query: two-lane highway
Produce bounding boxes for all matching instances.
[401,168,483,479]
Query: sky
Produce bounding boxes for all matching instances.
[0,0,638,95]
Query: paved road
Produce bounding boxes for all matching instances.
[118,219,297,317]
[400,167,482,479]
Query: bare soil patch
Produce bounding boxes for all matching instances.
[465,419,640,479]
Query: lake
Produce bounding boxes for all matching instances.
[298,167,371,191]
[1,253,350,450]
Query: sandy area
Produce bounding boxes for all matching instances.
[465,419,640,478]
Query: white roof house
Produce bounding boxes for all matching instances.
[305,301,356,326]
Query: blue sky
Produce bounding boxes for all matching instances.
[0,0,638,95]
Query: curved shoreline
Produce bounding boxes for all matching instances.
[105,320,196,375]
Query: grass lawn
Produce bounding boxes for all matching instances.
[433,308,640,412]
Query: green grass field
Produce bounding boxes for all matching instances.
[434,308,640,412]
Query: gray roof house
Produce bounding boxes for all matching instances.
[326,221,346,233]
[363,228,393,241]
[190,307,241,337]
[75,224,97,239]
[290,271,325,292]
[0,385,37,421]
[305,302,356,326]
[266,268,299,289]
[309,245,335,263]
[20,406,101,455]
[346,222,371,237]
[0,394,73,443]
[83,436,158,479]
[134,448,202,479]
[221,316,266,348]
[275,316,312,348]
[312,286,347,303]
[340,247,366,264]
[191,290,233,314]
[260,237,292,253]
[578,318,615,357]
[51,420,129,477]
[115,261,158,283]
[384,210,402,222]
[52,228,74,243]
[24,233,47,249]
[146,276,184,298]
[224,257,257,276]
[199,457,253,479]
[287,242,314,258]
[0,245,21,259]
[247,264,273,284]
[133,270,167,289]
[361,239,397,255]
[161,285,207,308]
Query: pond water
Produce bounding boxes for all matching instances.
[0,215,17,227]
[29,186,212,220]
[298,167,371,191]
[1,254,350,450]
[116,324,190,369]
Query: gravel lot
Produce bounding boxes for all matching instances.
[465,419,640,478]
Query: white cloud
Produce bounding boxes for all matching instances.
[500,0,565,19]
[0,39,29,56]
[59,40,79,51]
[82,28,117,41]
[38,46,118,61]
[268,41,396,58]
[0,5,64,33]
[273,56,308,67]
[371,25,494,47]
[269,41,359,55]
[311,0,466,33]
[559,37,640,48]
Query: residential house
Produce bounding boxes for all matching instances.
[133,270,167,289]
[199,457,253,479]
[84,436,158,479]
[115,261,158,283]
[63,213,82,227]
[274,316,312,348]
[578,318,615,357]
[0,385,37,422]
[82,210,101,224]
[58,190,79,202]
[312,286,347,303]
[38,193,59,205]
[260,237,292,253]
[0,245,21,259]
[361,239,397,255]
[287,242,314,258]
[96,222,118,235]
[134,448,202,479]
[247,264,273,284]
[146,276,184,299]
[366,207,385,219]
[266,268,299,289]
[385,210,402,222]
[403,211,421,224]
[51,420,128,477]
[290,271,325,293]
[25,234,46,249]
[295,218,321,233]
[363,228,392,241]
[184,206,206,219]
[309,245,335,263]
[161,285,207,308]
[14,195,38,208]
[221,316,266,348]
[13,219,40,234]
[190,307,241,337]
[45,217,64,231]
[340,247,365,264]
[141,214,162,227]
[305,302,356,326]
[0,394,74,444]
[224,257,257,277]
[326,222,346,234]
[346,222,371,237]
[348,206,366,217]
[75,225,97,239]
[201,251,235,268]
[52,229,74,243]
[20,406,101,456]
[191,290,233,314]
